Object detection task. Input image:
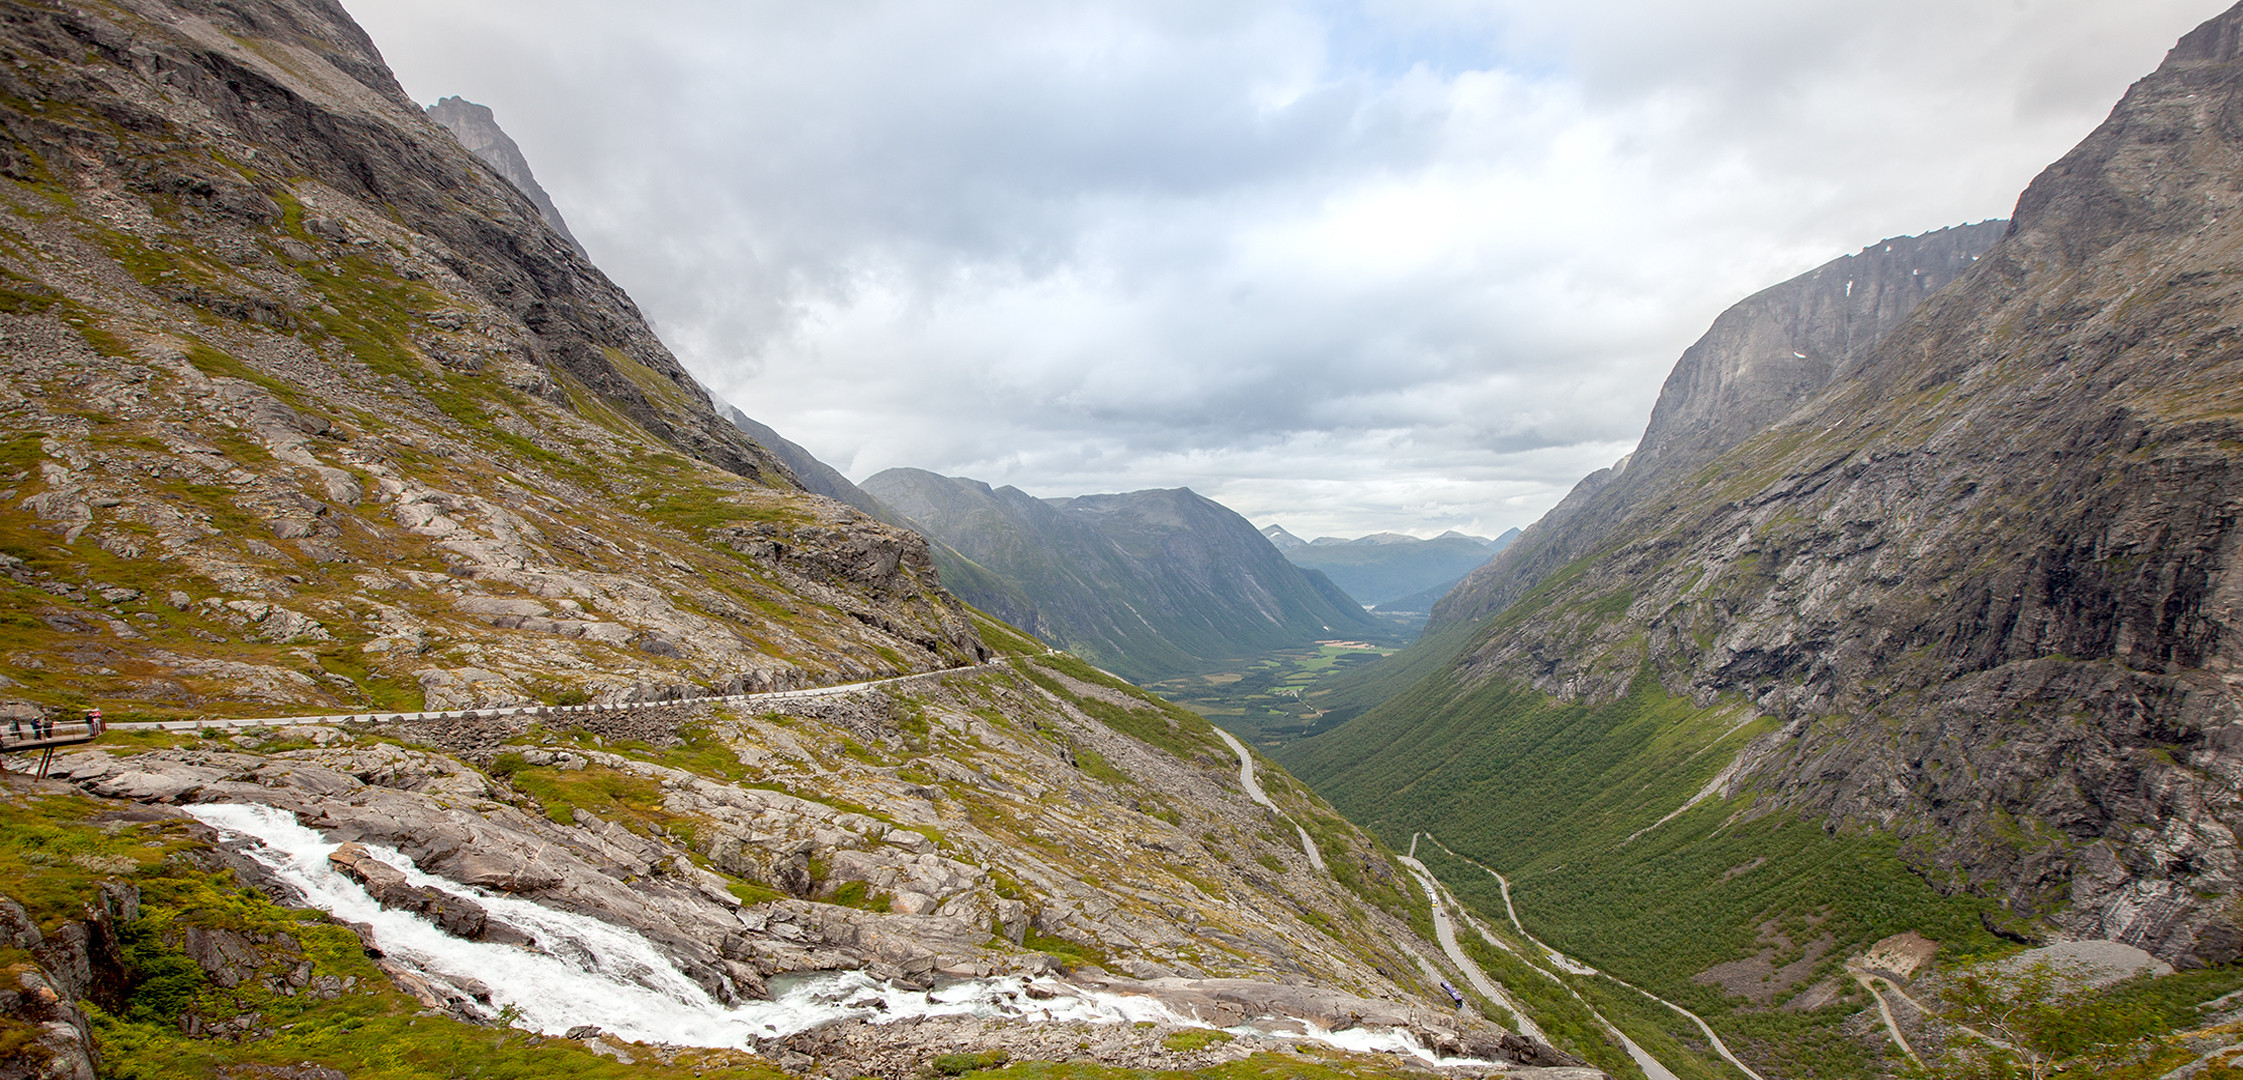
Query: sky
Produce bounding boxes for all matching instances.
[348,0,2228,540]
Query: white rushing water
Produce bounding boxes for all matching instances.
[186,803,1475,1064]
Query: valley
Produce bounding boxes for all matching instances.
[1147,640,1401,747]
[2,0,2242,1077]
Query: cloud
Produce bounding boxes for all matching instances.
[348,0,2228,538]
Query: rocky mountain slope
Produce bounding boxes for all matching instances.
[864,470,1379,682]
[1428,220,2007,632]
[1289,5,2243,1075]
[1275,530,1519,609]
[0,0,996,722]
[0,1,1584,1077]
[9,651,1583,1078]
[425,95,588,260]
[725,407,898,525]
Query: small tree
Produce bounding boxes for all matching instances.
[1906,960,2162,1080]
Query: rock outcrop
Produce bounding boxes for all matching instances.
[1430,221,2007,632]
[0,882,138,1080]
[426,95,589,259]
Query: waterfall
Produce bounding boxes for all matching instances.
[184,803,1474,1063]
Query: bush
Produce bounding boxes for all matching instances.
[1162,1029,1235,1052]
[931,1050,1008,1076]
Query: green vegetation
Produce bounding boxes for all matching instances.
[0,794,196,931]
[1281,620,1481,738]
[826,879,895,911]
[1163,1029,1236,1052]
[1146,642,1398,745]
[1289,672,2020,1076]
[934,1051,1012,1075]
[502,762,676,830]
[1901,962,2243,1080]
[967,608,1047,657]
[1021,927,1109,969]
[1016,654,1227,763]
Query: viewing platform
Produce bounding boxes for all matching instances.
[2,716,104,779]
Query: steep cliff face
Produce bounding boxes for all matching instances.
[425,95,588,259]
[1432,222,2007,632]
[865,470,1378,681]
[1631,221,2008,482]
[1314,1,2243,972]
[0,0,982,720]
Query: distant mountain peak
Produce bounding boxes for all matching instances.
[427,95,588,259]
[1260,524,1307,551]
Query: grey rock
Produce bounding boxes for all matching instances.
[426,96,588,259]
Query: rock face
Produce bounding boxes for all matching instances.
[0,882,139,1080]
[1430,222,2007,631]
[1311,1,2243,971]
[425,95,588,259]
[0,0,986,717]
[865,470,1380,681]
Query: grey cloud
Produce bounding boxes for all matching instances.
[348,0,2231,539]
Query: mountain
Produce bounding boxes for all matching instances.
[865,471,1380,681]
[1369,541,1519,617]
[1279,529,1520,607]
[723,405,899,523]
[721,409,1045,626]
[0,3,1574,1076]
[426,95,589,260]
[1288,7,2243,1073]
[1260,523,1307,551]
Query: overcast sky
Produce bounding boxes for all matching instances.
[350,0,2226,539]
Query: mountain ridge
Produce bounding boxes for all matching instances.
[1277,528,1520,608]
[1294,0,2243,1001]
[426,95,589,260]
[865,469,1380,681]
[0,2,1583,1077]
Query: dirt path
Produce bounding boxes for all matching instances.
[1852,971,1922,1064]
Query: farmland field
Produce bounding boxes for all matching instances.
[1146,640,1400,746]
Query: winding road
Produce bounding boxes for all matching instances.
[1212,727,1326,872]
[1394,848,1551,1045]
[1409,835,1681,1080]
[1419,834,1770,1080]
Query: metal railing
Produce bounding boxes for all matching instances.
[1,719,103,779]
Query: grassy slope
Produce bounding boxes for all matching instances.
[1286,670,2026,1077]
